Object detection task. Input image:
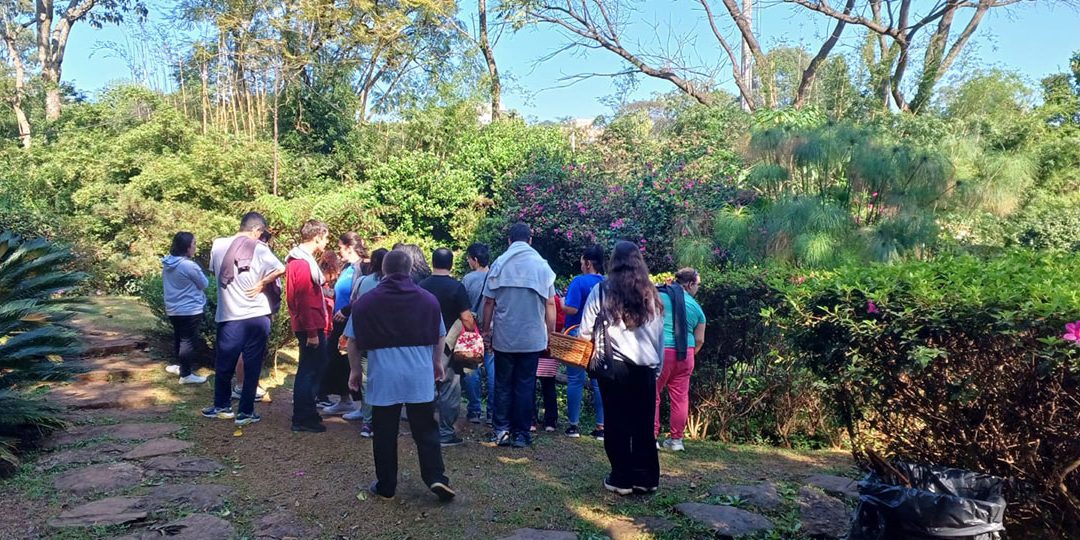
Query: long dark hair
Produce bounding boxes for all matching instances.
[319,250,342,284]
[339,232,368,260]
[366,248,389,277]
[399,244,431,282]
[170,232,195,257]
[603,240,662,329]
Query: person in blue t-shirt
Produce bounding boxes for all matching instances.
[561,244,607,440]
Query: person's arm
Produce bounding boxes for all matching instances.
[459,310,476,332]
[482,297,495,334]
[347,337,364,392]
[545,296,556,335]
[245,267,285,298]
[185,260,209,290]
[693,323,706,355]
[579,288,599,340]
[563,305,579,316]
[433,335,446,382]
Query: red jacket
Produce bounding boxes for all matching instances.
[285,258,328,338]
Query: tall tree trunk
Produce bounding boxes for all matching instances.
[271,64,280,196]
[794,0,855,109]
[2,32,31,147]
[200,60,209,134]
[477,0,501,120]
[738,0,752,111]
[43,65,62,121]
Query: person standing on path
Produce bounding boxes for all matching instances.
[203,212,285,426]
[461,243,495,425]
[561,244,607,439]
[419,248,477,447]
[580,241,664,496]
[319,232,367,415]
[162,231,209,385]
[654,268,706,452]
[285,220,332,433]
[481,223,557,448]
[348,250,455,501]
[343,248,388,435]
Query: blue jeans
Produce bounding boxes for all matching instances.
[213,316,271,415]
[292,330,329,426]
[493,350,540,437]
[565,326,604,426]
[567,366,604,426]
[463,351,495,418]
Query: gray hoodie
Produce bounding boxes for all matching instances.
[162,255,209,317]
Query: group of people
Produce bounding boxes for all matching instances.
[160,213,707,500]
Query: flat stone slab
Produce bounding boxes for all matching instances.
[253,511,314,539]
[80,333,149,357]
[47,496,148,528]
[53,462,144,496]
[675,503,774,537]
[142,455,223,477]
[799,486,850,538]
[36,442,132,471]
[117,513,235,540]
[710,482,784,510]
[145,484,231,511]
[49,422,181,448]
[498,529,578,540]
[806,474,860,499]
[605,515,677,539]
[49,381,163,410]
[123,438,193,460]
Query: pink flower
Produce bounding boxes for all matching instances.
[566,231,573,240]
[867,301,879,314]
[1064,321,1080,343]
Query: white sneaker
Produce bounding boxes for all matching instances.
[342,408,366,421]
[165,365,181,375]
[322,401,357,415]
[232,385,266,401]
[179,374,208,385]
[662,438,685,452]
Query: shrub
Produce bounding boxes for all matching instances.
[0,231,87,471]
[788,251,1080,534]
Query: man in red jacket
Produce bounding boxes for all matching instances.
[286,220,331,432]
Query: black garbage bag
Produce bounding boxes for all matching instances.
[849,462,1007,540]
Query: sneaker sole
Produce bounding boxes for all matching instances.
[430,482,456,501]
[633,486,658,494]
[440,441,465,448]
[604,482,633,496]
[291,425,326,433]
[202,411,235,419]
[235,417,261,426]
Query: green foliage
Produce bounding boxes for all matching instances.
[0,231,87,470]
[787,251,1080,532]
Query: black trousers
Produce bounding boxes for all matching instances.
[371,401,448,497]
[537,376,558,428]
[169,314,202,377]
[292,331,328,426]
[318,318,359,401]
[597,363,660,489]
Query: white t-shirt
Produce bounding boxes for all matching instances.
[209,235,285,323]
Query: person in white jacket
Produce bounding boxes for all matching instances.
[162,231,209,384]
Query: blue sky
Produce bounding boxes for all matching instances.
[63,1,1080,121]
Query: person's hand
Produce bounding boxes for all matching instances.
[482,329,493,351]
[305,335,320,348]
[243,281,265,298]
[348,372,362,392]
[434,362,446,383]
[333,310,346,323]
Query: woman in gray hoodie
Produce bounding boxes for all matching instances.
[162,231,210,384]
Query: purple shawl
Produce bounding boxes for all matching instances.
[351,272,441,351]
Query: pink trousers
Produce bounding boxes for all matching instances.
[654,347,695,440]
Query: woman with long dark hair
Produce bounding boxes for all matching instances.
[319,232,367,415]
[579,240,664,495]
[162,231,209,384]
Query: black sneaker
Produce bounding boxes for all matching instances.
[369,480,394,500]
[234,412,261,426]
[632,485,658,495]
[604,475,632,496]
[466,412,482,424]
[429,482,456,502]
[565,425,581,438]
[488,430,511,446]
[511,433,531,448]
[591,428,605,441]
[315,399,334,409]
[359,424,373,438]
[440,436,465,448]
[291,422,327,433]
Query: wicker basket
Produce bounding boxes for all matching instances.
[548,325,593,369]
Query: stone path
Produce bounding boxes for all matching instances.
[29,324,253,538]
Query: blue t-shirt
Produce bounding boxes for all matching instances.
[333,265,356,313]
[661,290,707,348]
[563,274,604,329]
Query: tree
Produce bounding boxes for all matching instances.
[33,0,147,120]
[785,0,1076,113]
[0,2,32,146]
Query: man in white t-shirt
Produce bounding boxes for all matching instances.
[201,212,285,426]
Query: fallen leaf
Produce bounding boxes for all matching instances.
[233,429,243,437]
[356,492,367,502]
